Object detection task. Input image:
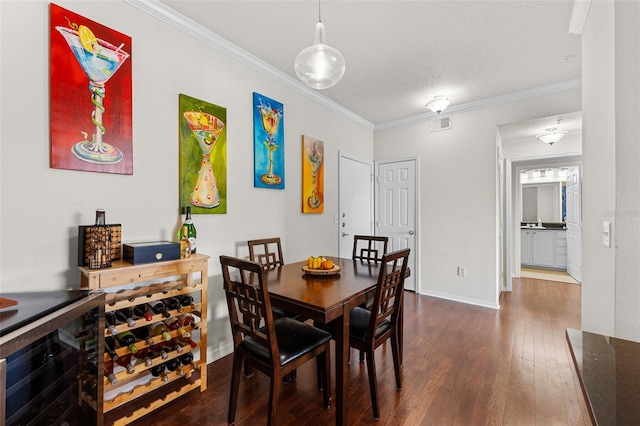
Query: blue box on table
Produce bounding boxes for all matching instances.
[123,241,180,265]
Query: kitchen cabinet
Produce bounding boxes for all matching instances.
[521,229,566,270]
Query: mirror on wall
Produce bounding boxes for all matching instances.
[521,168,566,222]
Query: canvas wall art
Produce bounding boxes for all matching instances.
[50,3,133,174]
[302,135,324,213]
[179,94,227,214]
[253,93,284,189]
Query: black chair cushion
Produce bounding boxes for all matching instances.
[271,305,301,321]
[316,307,391,343]
[242,317,331,366]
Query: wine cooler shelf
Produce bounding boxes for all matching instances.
[79,253,209,426]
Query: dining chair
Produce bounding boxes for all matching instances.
[316,247,410,420]
[352,235,389,262]
[220,255,332,425]
[247,237,302,383]
[248,237,284,269]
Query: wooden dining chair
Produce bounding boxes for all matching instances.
[317,248,410,420]
[352,235,389,262]
[220,255,332,425]
[248,237,284,269]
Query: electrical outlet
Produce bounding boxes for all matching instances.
[457,266,467,277]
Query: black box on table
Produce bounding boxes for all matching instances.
[122,241,181,265]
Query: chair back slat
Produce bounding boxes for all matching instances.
[353,235,389,263]
[220,255,277,359]
[248,237,284,269]
[368,248,410,337]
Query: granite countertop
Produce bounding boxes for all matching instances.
[520,222,566,230]
[566,328,640,426]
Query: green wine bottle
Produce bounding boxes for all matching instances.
[180,207,197,254]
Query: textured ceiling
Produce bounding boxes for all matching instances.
[159,0,581,128]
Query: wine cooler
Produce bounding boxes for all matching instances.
[0,290,105,426]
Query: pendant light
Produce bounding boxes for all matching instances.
[294,0,345,89]
[536,128,567,145]
[426,96,451,114]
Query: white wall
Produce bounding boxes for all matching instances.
[0,1,373,361]
[581,0,640,340]
[374,88,581,308]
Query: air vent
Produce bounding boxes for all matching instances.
[430,116,452,132]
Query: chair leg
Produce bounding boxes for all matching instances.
[364,349,380,420]
[359,349,365,363]
[267,373,282,426]
[320,348,332,408]
[228,353,243,424]
[391,332,403,390]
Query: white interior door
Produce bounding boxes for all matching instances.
[338,153,373,257]
[566,166,582,282]
[376,158,418,291]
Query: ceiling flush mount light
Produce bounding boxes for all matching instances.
[426,96,451,114]
[536,128,567,145]
[294,0,345,90]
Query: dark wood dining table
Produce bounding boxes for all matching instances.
[262,256,386,425]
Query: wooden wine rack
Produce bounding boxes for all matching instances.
[79,253,209,426]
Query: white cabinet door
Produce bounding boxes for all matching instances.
[521,230,533,265]
[555,230,567,268]
[532,231,554,267]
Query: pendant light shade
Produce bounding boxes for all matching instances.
[536,128,567,145]
[426,96,451,114]
[294,3,345,89]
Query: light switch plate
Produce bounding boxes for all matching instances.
[602,221,611,247]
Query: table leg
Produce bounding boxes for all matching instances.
[335,301,350,426]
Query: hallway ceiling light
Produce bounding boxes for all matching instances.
[294,0,345,90]
[426,96,451,114]
[536,128,567,145]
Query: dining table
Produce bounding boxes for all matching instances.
[262,256,396,425]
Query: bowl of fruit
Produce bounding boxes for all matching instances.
[302,256,341,275]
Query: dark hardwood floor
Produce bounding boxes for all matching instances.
[130,277,591,425]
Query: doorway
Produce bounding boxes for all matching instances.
[338,152,373,258]
[375,157,419,291]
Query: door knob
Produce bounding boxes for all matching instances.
[408,230,414,235]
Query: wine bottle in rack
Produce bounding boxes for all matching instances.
[180,206,197,254]
[179,313,199,330]
[149,358,166,377]
[131,326,155,346]
[163,338,184,354]
[165,357,181,372]
[114,307,136,327]
[150,343,169,360]
[134,347,153,367]
[178,351,194,366]
[116,330,139,354]
[132,304,153,321]
[105,312,119,336]
[148,300,171,318]
[178,294,195,308]
[116,353,135,374]
[104,359,118,385]
[104,336,119,361]
[165,297,184,313]
[178,335,197,348]
[164,318,190,338]
[149,322,172,341]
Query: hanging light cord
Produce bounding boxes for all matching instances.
[318,0,322,23]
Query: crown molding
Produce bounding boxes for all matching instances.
[569,0,592,35]
[124,0,375,130]
[375,79,582,131]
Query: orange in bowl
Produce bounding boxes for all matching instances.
[321,260,334,270]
